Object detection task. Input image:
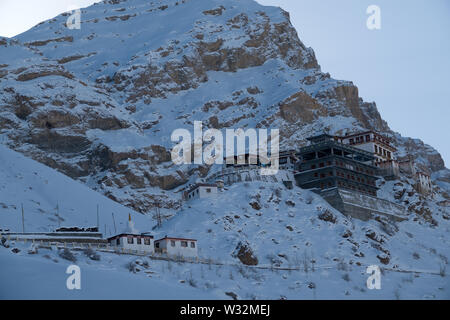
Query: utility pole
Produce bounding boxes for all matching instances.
[112,212,117,234]
[154,200,162,228]
[56,201,60,228]
[21,203,25,233]
[96,204,99,231]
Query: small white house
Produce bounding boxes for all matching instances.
[183,183,217,201]
[108,233,154,254]
[154,236,198,258]
[107,215,154,254]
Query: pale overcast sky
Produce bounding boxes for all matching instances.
[0,0,449,167]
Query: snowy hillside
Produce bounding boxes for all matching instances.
[0,144,448,299]
[160,181,450,273]
[0,247,212,299]
[0,145,449,299]
[0,144,153,234]
[1,177,449,299]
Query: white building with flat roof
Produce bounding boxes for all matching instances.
[154,236,198,258]
[183,183,218,201]
[107,214,154,254]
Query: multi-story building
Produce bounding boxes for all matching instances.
[223,153,267,168]
[397,155,432,196]
[207,151,295,187]
[222,151,297,171]
[295,134,379,196]
[339,131,399,178]
[294,134,405,221]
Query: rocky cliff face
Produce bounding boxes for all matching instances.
[0,0,446,213]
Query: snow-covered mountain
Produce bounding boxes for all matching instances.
[0,0,447,213]
[0,0,449,299]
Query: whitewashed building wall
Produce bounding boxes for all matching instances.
[154,237,198,258]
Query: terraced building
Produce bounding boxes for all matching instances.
[295,134,405,221]
[295,134,379,196]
